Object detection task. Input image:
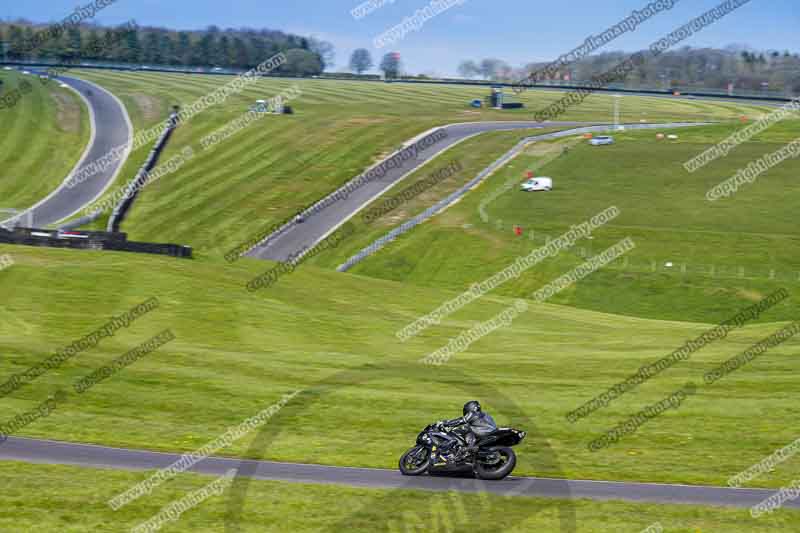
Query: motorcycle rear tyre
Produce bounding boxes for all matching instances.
[474,447,516,480]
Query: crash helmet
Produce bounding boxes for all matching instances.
[463,400,481,416]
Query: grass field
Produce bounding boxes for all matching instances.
[1,461,797,532]
[326,120,800,323]
[67,70,766,252]
[3,70,799,531]
[0,70,89,213]
[1,244,798,491]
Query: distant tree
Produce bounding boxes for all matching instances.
[309,38,335,70]
[160,33,176,65]
[143,31,162,64]
[380,52,401,79]
[457,59,480,78]
[35,25,63,59]
[96,29,115,60]
[22,27,35,59]
[65,27,82,61]
[349,48,373,74]
[217,35,231,67]
[191,33,214,65]
[479,58,507,80]
[121,28,141,63]
[232,37,249,68]
[6,25,24,59]
[82,30,101,60]
[249,35,267,63]
[176,32,192,65]
[283,48,323,75]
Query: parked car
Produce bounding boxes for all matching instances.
[521,177,553,192]
[589,136,614,146]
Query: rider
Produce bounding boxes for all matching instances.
[439,400,497,456]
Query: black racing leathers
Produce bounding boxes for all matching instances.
[444,411,498,446]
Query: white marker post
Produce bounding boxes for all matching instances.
[613,95,624,131]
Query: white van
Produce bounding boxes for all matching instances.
[521,177,553,192]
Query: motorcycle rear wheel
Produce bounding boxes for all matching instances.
[474,447,516,480]
[399,446,430,476]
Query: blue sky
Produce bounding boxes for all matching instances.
[6,0,799,75]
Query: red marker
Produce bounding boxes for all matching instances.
[514,226,523,236]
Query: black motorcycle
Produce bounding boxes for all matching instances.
[399,421,526,480]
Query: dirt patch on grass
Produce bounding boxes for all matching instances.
[524,138,574,156]
[465,224,507,251]
[131,93,162,122]
[49,89,81,133]
[736,288,765,302]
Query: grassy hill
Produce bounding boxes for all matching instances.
[1,244,797,490]
[0,70,89,212]
[2,72,799,531]
[67,70,765,254]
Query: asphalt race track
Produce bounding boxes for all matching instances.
[1,436,797,510]
[247,120,707,263]
[245,120,587,262]
[0,73,132,228]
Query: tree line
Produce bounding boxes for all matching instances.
[459,46,800,94]
[0,20,333,76]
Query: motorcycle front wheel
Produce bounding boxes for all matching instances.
[474,447,516,480]
[399,445,430,476]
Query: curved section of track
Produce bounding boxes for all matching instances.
[0,74,132,228]
[247,121,601,262]
[248,121,708,264]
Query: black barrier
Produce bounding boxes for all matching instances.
[0,227,192,259]
[107,111,178,233]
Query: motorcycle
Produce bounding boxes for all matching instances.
[399,421,526,480]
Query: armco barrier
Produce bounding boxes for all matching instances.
[58,211,103,231]
[107,112,178,233]
[0,227,192,259]
[337,133,531,272]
